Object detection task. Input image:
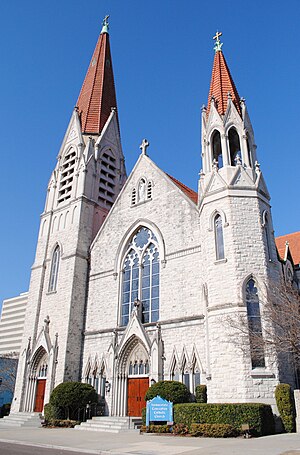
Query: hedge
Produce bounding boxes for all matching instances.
[174,403,275,436]
[140,423,238,437]
[190,423,238,438]
[195,385,207,403]
[275,384,295,433]
[145,381,191,404]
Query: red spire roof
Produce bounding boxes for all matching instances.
[76,27,117,134]
[207,49,241,117]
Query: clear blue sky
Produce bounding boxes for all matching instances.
[0,0,299,309]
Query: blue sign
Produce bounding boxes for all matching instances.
[146,395,173,426]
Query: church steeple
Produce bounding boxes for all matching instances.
[200,32,257,176]
[76,15,118,134]
[206,32,241,117]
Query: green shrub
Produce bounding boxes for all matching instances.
[195,385,207,403]
[174,403,275,437]
[44,419,80,428]
[49,382,98,420]
[275,383,295,433]
[43,403,64,421]
[190,423,238,438]
[142,424,170,433]
[142,407,146,425]
[172,423,189,435]
[0,403,11,418]
[145,381,191,404]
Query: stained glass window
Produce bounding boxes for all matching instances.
[121,227,160,326]
[215,214,225,260]
[48,245,60,292]
[246,279,265,368]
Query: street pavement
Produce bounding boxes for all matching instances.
[0,425,300,455]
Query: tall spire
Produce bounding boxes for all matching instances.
[76,16,118,134]
[206,32,241,117]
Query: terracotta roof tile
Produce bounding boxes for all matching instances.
[275,231,300,265]
[167,174,198,203]
[207,50,241,117]
[77,31,117,134]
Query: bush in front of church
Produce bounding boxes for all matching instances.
[195,385,207,403]
[49,382,98,420]
[275,383,296,433]
[174,402,275,437]
[145,380,191,404]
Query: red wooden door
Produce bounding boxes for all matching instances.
[127,378,149,416]
[34,379,46,412]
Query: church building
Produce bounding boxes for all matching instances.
[11,19,298,417]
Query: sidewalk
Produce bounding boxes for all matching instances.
[0,425,300,455]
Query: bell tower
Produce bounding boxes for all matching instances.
[12,16,126,412]
[199,33,283,403]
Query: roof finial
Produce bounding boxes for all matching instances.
[101,15,110,34]
[140,138,149,155]
[213,31,223,53]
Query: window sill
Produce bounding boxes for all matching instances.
[214,258,227,265]
[251,369,275,379]
[131,198,152,208]
[46,290,57,295]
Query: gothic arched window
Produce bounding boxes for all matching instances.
[214,214,225,260]
[263,213,272,261]
[228,127,242,165]
[58,148,76,204]
[211,130,223,168]
[246,279,265,368]
[121,227,160,326]
[192,358,201,393]
[48,245,60,292]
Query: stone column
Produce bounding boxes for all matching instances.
[294,390,300,432]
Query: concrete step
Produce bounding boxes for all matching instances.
[0,412,42,428]
[74,416,142,433]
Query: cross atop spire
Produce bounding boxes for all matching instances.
[213,31,223,53]
[101,15,110,34]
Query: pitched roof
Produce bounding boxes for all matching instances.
[167,174,198,203]
[76,28,117,134]
[207,49,241,117]
[275,231,300,265]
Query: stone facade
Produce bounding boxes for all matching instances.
[10,27,297,416]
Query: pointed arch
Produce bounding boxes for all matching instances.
[190,347,203,393]
[214,214,225,261]
[48,244,60,292]
[119,226,160,325]
[58,146,77,204]
[244,276,265,369]
[228,127,242,165]
[64,211,69,229]
[115,219,166,274]
[169,348,180,381]
[210,129,223,168]
[262,210,272,261]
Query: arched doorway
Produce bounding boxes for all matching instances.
[115,336,150,417]
[24,348,48,412]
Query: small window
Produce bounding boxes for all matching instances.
[147,181,152,199]
[211,130,223,168]
[246,279,265,368]
[263,214,272,260]
[48,245,60,292]
[214,214,225,260]
[131,188,137,205]
[228,128,242,165]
